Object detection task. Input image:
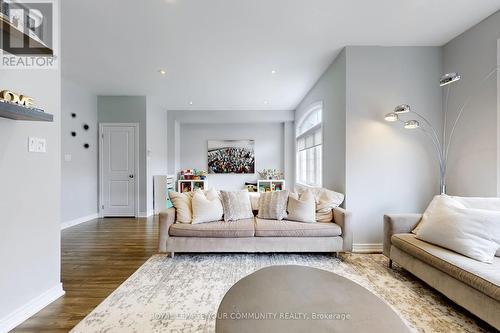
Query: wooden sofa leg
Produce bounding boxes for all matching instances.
[170,251,175,259]
[389,259,393,268]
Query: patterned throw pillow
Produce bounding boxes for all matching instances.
[220,191,254,222]
[257,191,289,220]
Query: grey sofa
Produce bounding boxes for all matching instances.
[158,207,352,256]
[384,214,500,330]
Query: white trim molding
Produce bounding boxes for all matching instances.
[61,213,99,230]
[352,243,383,253]
[0,283,65,332]
[138,210,154,218]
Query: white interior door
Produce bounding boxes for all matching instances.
[100,125,137,217]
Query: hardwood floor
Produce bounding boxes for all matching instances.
[11,216,159,333]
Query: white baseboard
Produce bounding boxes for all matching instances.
[138,210,154,218]
[61,213,99,230]
[352,243,383,253]
[0,283,65,333]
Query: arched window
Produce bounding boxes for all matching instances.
[296,102,322,187]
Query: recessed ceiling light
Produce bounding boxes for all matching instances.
[271,69,277,75]
[158,69,166,75]
[189,101,193,105]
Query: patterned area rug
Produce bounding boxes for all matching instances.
[71,253,490,333]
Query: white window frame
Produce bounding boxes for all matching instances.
[296,101,323,187]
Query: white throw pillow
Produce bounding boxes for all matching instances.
[168,191,193,223]
[287,190,316,223]
[220,190,254,222]
[191,188,223,224]
[416,195,500,263]
[248,192,260,211]
[295,184,344,222]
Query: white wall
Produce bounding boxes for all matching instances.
[0,23,63,333]
[146,96,168,214]
[345,46,443,246]
[167,110,295,190]
[180,123,284,190]
[443,11,500,197]
[295,49,346,193]
[97,96,148,215]
[61,78,98,224]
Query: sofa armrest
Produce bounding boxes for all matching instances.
[333,207,352,252]
[158,208,176,253]
[383,213,422,258]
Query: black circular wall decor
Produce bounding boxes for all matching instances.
[83,124,90,131]
[71,131,77,137]
[71,113,76,118]
[84,143,90,149]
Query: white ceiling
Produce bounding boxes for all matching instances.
[62,0,500,111]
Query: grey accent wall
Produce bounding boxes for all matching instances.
[345,46,443,245]
[180,123,284,190]
[167,110,295,190]
[442,11,500,197]
[295,49,346,193]
[61,78,98,223]
[0,66,62,320]
[97,96,148,214]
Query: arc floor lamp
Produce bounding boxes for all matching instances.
[384,67,499,194]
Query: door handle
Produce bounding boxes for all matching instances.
[129,174,134,179]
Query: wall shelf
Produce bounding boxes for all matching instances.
[0,101,53,122]
[0,14,53,55]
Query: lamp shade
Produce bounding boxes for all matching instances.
[394,104,410,114]
[404,120,420,129]
[384,112,399,122]
[439,73,461,87]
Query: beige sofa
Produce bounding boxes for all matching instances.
[384,214,500,330]
[158,207,352,256]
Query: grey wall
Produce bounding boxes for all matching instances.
[345,46,443,245]
[98,96,148,214]
[167,110,295,190]
[180,123,284,190]
[61,78,98,223]
[442,11,500,197]
[146,96,168,214]
[295,49,346,193]
[0,66,62,322]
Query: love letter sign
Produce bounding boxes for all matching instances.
[0,90,34,107]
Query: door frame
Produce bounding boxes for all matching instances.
[99,123,140,218]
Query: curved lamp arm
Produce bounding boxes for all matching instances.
[445,65,500,161]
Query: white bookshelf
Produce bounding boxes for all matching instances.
[178,179,207,193]
[257,180,286,192]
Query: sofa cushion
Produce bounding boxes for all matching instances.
[255,218,341,237]
[257,191,289,220]
[169,219,255,238]
[392,233,500,302]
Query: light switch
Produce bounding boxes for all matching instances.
[37,138,46,153]
[64,154,72,162]
[28,137,37,152]
[28,137,47,153]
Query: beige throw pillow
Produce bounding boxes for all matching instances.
[220,191,254,222]
[287,190,316,223]
[191,188,223,224]
[168,191,193,223]
[257,191,289,220]
[295,184,344,222]
[416,195,500,263]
